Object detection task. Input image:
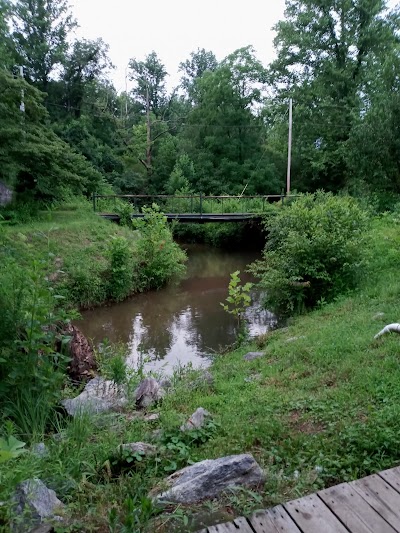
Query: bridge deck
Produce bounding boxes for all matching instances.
[99,213,263,223]
[198,466,400,532]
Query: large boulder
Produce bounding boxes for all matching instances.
[152,454,265,504]
[12,478,64,532]
[135,378,165,409]
[61,377,127,417]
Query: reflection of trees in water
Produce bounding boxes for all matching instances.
[79,246,269,369]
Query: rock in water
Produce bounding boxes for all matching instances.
[12,478,64,532]
[62,377,127,416]
[63,324,97,383]
[135,378,165,409]
[180,408,211,431]
[152,454,265,504]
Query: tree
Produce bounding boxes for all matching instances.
[0,0,14,69]
[269,0,398,191]
[179,48,218,102]
[128,51,167,117]
[12,0,76,91]
[62,38,113,118]
[180,47,279,194]
[0,70,103,200]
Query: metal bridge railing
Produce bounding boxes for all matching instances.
[92,193,301,215]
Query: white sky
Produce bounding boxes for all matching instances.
[70,0,286,92]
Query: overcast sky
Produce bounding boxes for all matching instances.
[70,0,286,92]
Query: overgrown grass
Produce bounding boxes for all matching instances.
[2,213,400,531]
[0,204,186,309]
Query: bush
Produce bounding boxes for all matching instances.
[107,236,133,301]
[133,206,186,290]
[251,192,370,314]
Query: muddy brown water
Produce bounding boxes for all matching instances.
[78,244,276,375]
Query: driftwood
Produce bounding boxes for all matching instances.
[62,324,97,383]
[374,323,400,339]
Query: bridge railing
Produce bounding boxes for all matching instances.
[93,194,300,215]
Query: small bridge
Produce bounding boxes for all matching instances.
[94,194,298,224]
[198,465,400,532]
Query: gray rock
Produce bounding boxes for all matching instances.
[30,443,49,458]
[244,373,262,383]
[51,432,67,442]
[243,351,265,361]
[144,413,160,422]
[61,377,128,416]
[152,454,265,504]
[189,370,214,389]
[180,408,211,432]
[286,336,306,343]
[159,378,172,390]
[12,478,64,532]
[135,378,165,409]
[119,442,157,456]
[151,429,164,441]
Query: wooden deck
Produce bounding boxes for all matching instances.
[198,466,400,532]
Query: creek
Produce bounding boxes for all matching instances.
[78,244,276,375]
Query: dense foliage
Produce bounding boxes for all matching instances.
[251,193,370,314]
[1,0,399,201]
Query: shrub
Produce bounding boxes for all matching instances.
[106,236,133,302]
[251,192,370,315]
[133,206,186,290]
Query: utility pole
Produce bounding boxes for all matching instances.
[145,83,152,172]
[19,66,25,113]
[287,98,293,196]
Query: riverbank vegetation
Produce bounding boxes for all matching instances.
[1,210,400,531]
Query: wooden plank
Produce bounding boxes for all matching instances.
[284,493,349,533]
[207,516,254,532]
[379,467,400,494]
[351,473,400,531]
[319,482,396,533]
[248,505,302,532]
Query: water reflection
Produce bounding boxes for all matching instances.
[78,244,276,374]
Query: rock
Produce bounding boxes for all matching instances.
[61,377,127,417]
[286,336,306,343]
[151,429,163,441]
[373,312,385,320]
[244,373,262,383]
[152,454,265,504]
[51,432,67,442]
[119,442,156,456]
[180,408,211,432]
[30,443,49,458]
[144,413,160,422]
[12,478,64,532]
[61,324,97,383]
[243,351,265,361]
[135,378,165,409]
[159,378,172,390]
[189,370,214,389]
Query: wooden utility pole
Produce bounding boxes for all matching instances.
[287,98,293,196]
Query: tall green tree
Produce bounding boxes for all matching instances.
[0,70,103,200]
[0,0,14,69]
[181,47,279,194]
[269,0,398,191]
[179,48,218,102]
[12,0,76,91]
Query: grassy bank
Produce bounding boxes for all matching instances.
[0,206,186,308]
[1,212,400,531]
